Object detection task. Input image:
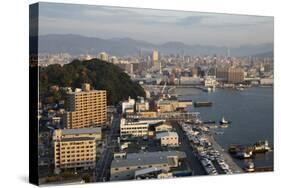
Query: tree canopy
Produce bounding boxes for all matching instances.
[39,58,145,105]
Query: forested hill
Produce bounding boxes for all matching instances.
[39,58,145,105]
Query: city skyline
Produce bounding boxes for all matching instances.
[37,2,274,47]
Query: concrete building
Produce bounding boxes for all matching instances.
[64,84,107,129]
[216,67,229,81]
[120,118,166,139]
[204,76,217,87]
[191,67,198,77]
[120,119,149,138]
[152,50,159,66]
[260,78,273,85]
[53,128,98,174]
[155,123,173,132]
[99,52,109,61]
[110,151,186,181]
[157,100,192,113]
[121,97,135,114]
[179,76,202,85]
[135,167,173,179]
[135,98,149,112]
[110,56,118,64]
[228,68,244,83]
[216,67,244,83]
[136,111,157,118]
[156,132,179,147]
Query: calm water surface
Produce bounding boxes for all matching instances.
[176,87,274,169]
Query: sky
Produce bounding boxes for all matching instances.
[37,2,274,47]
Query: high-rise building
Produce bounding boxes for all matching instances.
[191,67,198,77]
[216,67,228,81]
[110,56,118,64]
[64,84,107,129]
[53,128,98,174]
[99,52,109,62]
[227,68,244,83]
[216,67,244,83]
[152,50,158,66]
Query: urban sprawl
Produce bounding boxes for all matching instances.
[38,50,273,184]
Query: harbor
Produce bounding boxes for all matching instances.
[176,120,242,175]
[176,87,273,171]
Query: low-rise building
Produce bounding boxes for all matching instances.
[136,101,149,112]
[155,123,173,132]
[135,167,173,179]
[120,118,149,138]
[137,111,157,118]
[156,132,179,147]
[120,117,165,139]
[110,151,186,181]
[157,100,192,113]
[260,78,273,85]
[122,97,135,114]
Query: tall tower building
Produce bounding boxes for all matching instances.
[152,50,158,66]
[64,83,107,129]
[100,52,109,62]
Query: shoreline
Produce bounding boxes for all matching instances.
[208,131,243,173]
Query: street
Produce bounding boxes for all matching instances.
[172,121,207,176]
[95,114,120,182]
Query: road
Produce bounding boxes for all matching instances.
[172,121,207,176]
[95,114,120,182]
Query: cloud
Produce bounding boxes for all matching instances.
[37,2,274,47]
[179,16,210,26]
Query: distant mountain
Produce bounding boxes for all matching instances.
[252,51,273,58]
[37,34,273,57]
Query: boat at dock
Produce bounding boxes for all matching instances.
[219,116,231,125]
[236,150,253,159]
[203,120,216,124]
[244,161,255,172]
[253,140,271,153]
[228,140,271,159]
[194,101,212,107]
[236,87,244,91]
[220,124,229,128]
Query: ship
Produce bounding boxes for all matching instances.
[228,140,271,159]
[236,87,244,91]
[220,124,229,128]
[244,162,255,172]
[253,140,271,153]
[236,150,253,159]
[203,120,216,124]
[194,101,212,107]
[219,116,231,125]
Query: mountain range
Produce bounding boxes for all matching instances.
[36,34,273,57]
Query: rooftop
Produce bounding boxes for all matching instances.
[61,137,95,142]
[156,132,179,139]
[60,127,102,135]
[68,89,106,95]
[111,151,186,168]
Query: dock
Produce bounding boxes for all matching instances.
[208,135,243,173]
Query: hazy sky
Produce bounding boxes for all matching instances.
[38,2,274,47]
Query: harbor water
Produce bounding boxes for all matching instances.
[176,87,274,170]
